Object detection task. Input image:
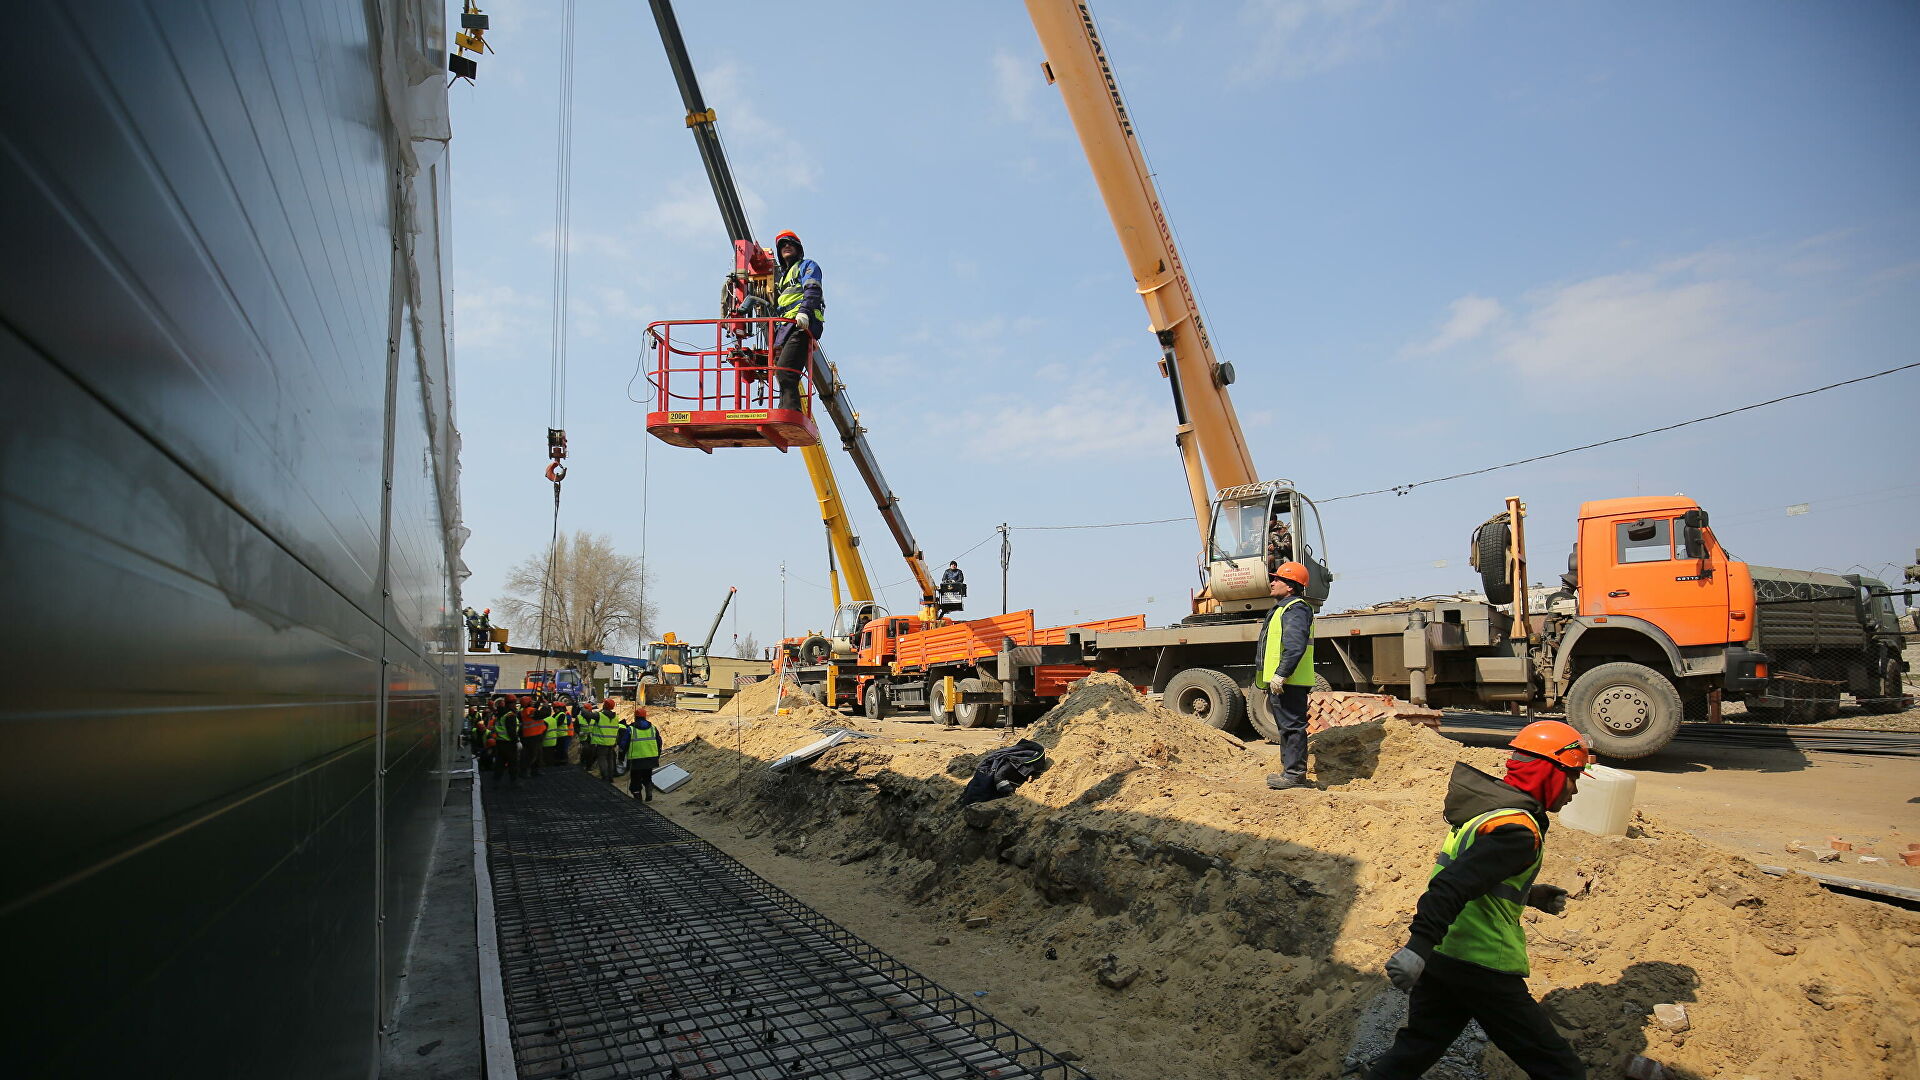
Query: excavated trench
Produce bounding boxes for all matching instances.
[658,678,1920,1080]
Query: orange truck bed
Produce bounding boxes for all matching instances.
[892,610,1146,672]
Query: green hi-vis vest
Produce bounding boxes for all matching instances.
[1431,808,1544,975]
[776,261,823,324]
[582,710,621,747]
[627,721,662,760]
[539,708,561,747]
[1257,596,1317,687]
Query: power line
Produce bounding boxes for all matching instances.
[1013,515,1189,531]
[1321,361,1920,504]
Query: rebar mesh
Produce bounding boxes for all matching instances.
[484,769,1094,1079]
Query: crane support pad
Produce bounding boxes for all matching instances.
[483,769,1094,1079]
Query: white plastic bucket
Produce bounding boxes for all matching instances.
[1556,763,1636,836]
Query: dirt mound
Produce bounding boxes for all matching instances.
[726,675,808,715]
[657,675,1920,1080]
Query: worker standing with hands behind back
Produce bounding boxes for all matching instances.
[1257,561,1315,791]
[1366,720,1592,1080]
[625,707,663,802]
[770,230,823,413]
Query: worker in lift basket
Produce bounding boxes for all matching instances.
[1365,720,1592,1080]
[770,229,823,412]
[1258,561,1316,791]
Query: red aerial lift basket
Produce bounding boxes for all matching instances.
[644,318,819,452]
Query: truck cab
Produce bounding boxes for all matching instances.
[523,667,588,701]
[1572,496,1756,648]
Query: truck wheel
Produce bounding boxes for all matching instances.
[1778,658,1840,723]
[799,635,831,665]
[1474,520,1514,606]
[954,677,1002,728]
[864,682,888,721]
[1858,660,1907,715]
[929,680,952,725]
[1567,662,1681,759]
[1163,668,1249,734]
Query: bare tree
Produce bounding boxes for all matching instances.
[496,531,652,675]
[735,631,760,660]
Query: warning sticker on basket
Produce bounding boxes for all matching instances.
[666,411,691,423]
[724,411,770,420]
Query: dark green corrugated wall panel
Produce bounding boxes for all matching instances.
[0,0,458,1075]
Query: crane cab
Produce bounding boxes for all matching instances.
[644,317,819,452]
[1204,481,1331,612]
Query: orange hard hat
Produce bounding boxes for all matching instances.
[1509,720,1593,770]
[773,229,801,247]
[1274,561,1310,588]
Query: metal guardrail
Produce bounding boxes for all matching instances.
[482,769,1094,1079]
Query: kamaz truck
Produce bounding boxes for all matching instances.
[1076,495,1909,759]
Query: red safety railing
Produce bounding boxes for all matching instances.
[643,317,820,453]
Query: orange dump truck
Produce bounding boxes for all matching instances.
[782,609,1145,727]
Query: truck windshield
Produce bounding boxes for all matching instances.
[1210,497,1270,561]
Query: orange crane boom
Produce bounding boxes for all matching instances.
[1024,0,1260,545]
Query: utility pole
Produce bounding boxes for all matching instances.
[780,561,787,641]
[998,523,1011,614]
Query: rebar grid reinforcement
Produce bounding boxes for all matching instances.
[484,768,1095,1079]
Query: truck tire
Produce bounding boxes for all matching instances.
[863,682,888,720]
[798,635,831,665]
[1163,668,1248,734]
[954,677,1001,728]
[1474,520,1513,606]
[1567,662,1681,759]
[1778,658,1840,723]
[929,680,952,725]
[1858,659,1907,715]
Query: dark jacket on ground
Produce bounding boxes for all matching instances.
[1405,763,1548,963]
[1253,594,1314,683]
[960,739,1046,806]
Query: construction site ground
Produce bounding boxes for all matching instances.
[623,678,1920,1080]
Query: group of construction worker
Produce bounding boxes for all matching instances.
[464,693,666,801]
[1257,560,1593,1079]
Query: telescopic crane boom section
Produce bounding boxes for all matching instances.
[647,0,942,613]
[700,586,737,652]
[1023,0,1260,543]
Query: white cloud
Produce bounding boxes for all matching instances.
[1493,261,1753,382]
[1404,294,1505,355]
[959,380,1168,463]
[1234,0,1401,82]
[992,49,1040,124]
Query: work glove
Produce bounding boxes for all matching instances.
[794,312,810,332]
[1527,883,1569,915]
[1385,947,1425,992]
[1266,676,1286,694]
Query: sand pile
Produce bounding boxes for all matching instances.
[726,674,809,715]
[656,676,1920,1080]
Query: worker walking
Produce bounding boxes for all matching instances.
[493,697,525,786]
[581,698,622,782]
[770,230,823,412]
[625,708,664,802]
[1366,720,1592,1080]
[1257,561,1316,791]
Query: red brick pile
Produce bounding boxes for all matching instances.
[1307,691,1442,735]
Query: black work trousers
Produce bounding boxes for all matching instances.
[629,758,657,800]
[1268,684,1310,780]
[774,329,811,412]
[587,744,619,781]
[1367,952,1585,1080]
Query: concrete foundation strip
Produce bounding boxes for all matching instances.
[470,770,519,1079]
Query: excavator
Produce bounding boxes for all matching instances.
[643,0,964,675]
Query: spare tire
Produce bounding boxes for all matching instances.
[1163,667,1249,735]
[1474,520,1514,605]
[798,635,831,665]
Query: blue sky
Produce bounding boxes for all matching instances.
[450,1,1920,656]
